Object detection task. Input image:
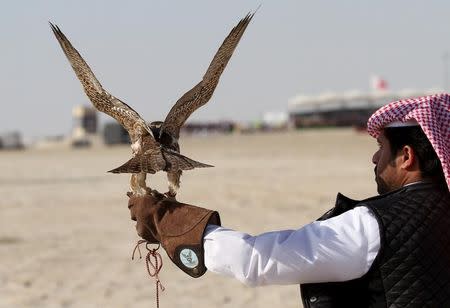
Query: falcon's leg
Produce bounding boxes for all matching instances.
[129,172,151,196]
[166,170,182,199]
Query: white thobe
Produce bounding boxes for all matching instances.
[203,206,380,287]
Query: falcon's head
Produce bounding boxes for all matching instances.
[149,121,163,137]
[149,121,178,150]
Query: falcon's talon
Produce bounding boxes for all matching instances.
[149,189,163,198]
[163,192,177,201]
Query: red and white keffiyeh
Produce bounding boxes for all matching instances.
[367,93,450,191]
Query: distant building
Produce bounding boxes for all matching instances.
[72,105,98,135]
[71,105,98,147]
[288,89,440,128]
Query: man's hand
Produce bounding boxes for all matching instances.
[126,191,221,277]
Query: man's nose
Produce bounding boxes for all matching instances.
[372,150,380,164]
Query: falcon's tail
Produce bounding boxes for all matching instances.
[108,157,159,174]
[163,150,214,171]
[108,151,213,174]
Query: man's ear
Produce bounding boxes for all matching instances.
[400,145,416,170]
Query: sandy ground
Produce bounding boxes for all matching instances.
[0,128,378,308]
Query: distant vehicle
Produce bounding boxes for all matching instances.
[71,138,91,148]
[0,132,24,150]
[182,121,235,135]
[103,122,130,145]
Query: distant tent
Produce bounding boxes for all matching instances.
[288,88,441,128]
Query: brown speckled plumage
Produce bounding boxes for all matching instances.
[161,13,254,140]
[50,12,254,196]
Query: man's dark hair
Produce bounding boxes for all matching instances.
[384,126,445,184]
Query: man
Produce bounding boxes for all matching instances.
[128,93,450,307]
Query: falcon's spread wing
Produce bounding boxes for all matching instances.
[161,12,254,139]
[49,23,152,143]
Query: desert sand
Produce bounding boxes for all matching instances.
[0,128,378,308]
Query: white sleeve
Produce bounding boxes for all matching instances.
[203,206,380,287]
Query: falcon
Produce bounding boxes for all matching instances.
[50,12,254,197]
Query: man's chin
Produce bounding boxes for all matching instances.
[376,178,390,195]
[377,187,388,195]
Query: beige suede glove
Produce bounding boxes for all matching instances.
[128,193,221,277]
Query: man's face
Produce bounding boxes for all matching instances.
[372,131,402,194]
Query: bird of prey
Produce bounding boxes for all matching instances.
[50,12,254,197]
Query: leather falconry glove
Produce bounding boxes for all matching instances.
[128,192,221,278]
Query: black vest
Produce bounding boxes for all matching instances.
[300,183,450,308]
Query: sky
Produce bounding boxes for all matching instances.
[2,1,450,139]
